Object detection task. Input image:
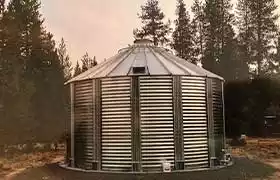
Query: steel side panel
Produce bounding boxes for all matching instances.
[101,77,132,171]
[212,79,224,158]
[139,76,175,172]
[73,80,94,169]
[181,77,209,168]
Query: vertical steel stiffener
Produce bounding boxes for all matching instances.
[94,79,102,170]
[173,76,184,170]
[131,77,142,171]
[70,83,75,167]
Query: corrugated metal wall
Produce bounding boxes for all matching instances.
[72,75,225,172]
[101,77,132,171]
[139,76,175,171]
[181,77,209,168]
[74,80,94,169]
[212,79,224,158]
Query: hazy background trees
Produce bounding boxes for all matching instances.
[135,0,280,137]
[1,0,280,145]
[73,53,97,77]
[0,0,66,145]
[58,38,72,81]
[0,0,97,145]
[136,0,280,81]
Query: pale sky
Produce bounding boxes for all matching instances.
[40,0,280,65]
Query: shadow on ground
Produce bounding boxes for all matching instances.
[11,158,276,180]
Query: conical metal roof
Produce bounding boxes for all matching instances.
[67,40,223,84]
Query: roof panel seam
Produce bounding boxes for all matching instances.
[127,48,139,76]
[66,51,127,84]
[148,47,171,75]
[144,45,150,75]
[154,48,193,75]
[107,47,136,77]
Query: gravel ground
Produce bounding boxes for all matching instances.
[10,158,276,180]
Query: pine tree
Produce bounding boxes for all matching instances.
[236,0,279,77]
[203,0,238,80]
[0,0,4,15]
[73,61,82,77]
[81,53,97,72]
[270,33,280,76]
[0,0,5,70]
[0,0,5,117]
[58,38,72,81]
[1,0,66,144]
[172,0,195,63]
[27,23,65,144]
[219,28,249,81]
[39,32,65,141]
[236,0,254,72]
[2,0,38,127]
[0,0,42,143]
[251,0,279,76]
[134,0,171,46]
[0,0,5,45]
[191,0,206,63]
[203,0,220,72]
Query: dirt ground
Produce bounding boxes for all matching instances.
[231,138,280,180]
[0,138,279,180]
[0,151,64,179]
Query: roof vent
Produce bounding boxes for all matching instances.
[134,39,153,45]
[133,66,146,74]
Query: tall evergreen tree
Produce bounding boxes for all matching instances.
[39,32,66,140]
[0,0,5,117]
[134,0,171,46]
[236,0,254,76]
[0,0,5,45]
[0,0,66,144]
[0,0,4,15]
[250,0,279,76]
[0,0,5,70]
[236,0,279,77]
[1,0,38,132]
[203,0,220,72]
[81,53,97,72]
[73,61,82,77]
[58,38,72,81]
[270,33,280,76]
[203,0,240,81]
[219,28,249,81]
[172,0,195,63]
[191,0,206,63]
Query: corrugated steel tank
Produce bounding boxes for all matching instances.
[66,40,226,172]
